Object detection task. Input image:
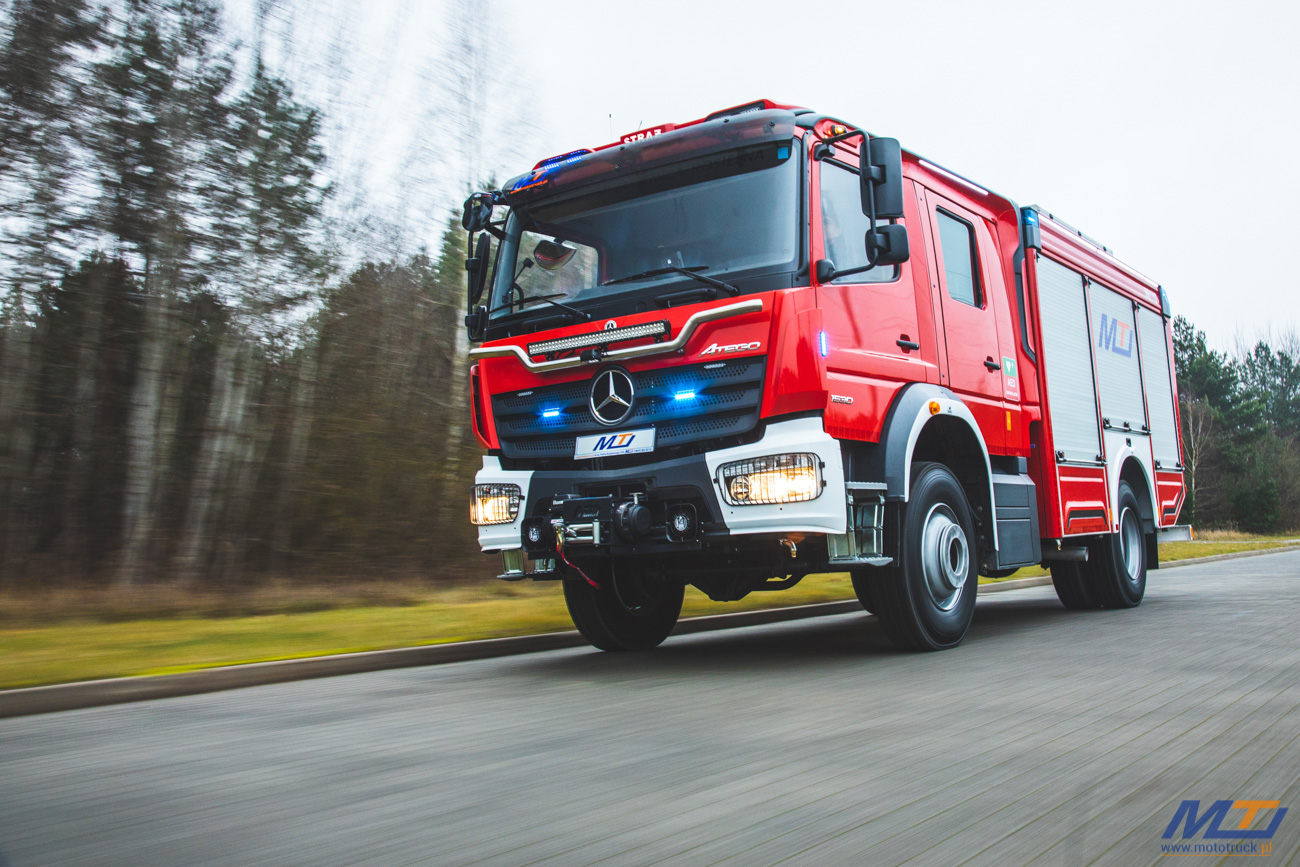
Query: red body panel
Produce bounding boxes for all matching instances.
[472,99,1186,542]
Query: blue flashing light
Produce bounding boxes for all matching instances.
[674,391,697,401]
[541,409,561,419]
[777,146,790,160]
[818,331,829,357]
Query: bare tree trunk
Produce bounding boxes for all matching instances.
[175,335,238,583]
[116,272,168,586]
[208,343,253,583]
[269,348,316,574]
[0,301,35,583]
[63,267,106,573]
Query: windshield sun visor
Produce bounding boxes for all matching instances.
[503,109,799,204]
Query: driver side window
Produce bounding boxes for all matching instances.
[820,161,898,283]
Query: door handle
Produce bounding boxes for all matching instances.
[897,337,920,351]
[984,357,1001,371]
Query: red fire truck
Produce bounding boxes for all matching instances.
[460,99,1186,653]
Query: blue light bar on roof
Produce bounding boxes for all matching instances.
[533,149,592,170]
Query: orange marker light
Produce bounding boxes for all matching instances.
[929,400,941,415]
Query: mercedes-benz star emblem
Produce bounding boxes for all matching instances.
[589,368,635,426]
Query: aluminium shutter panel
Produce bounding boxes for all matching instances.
[1035,256,1102,462]
[1089,282,1147,432]
[1136,306,1181,466]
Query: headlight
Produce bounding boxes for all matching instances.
[471,484,521,525]
[718,453,822,506]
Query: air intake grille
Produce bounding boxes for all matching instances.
[492,358,765,460]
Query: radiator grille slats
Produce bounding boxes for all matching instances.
[492,359,765,459]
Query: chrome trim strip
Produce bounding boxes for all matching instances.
[468,298,764,372]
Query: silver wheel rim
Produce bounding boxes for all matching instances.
[921,502,969,612]
[1120,506,1143,583]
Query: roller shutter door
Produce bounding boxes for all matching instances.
[1136,306,1181,467]
[1035,256,1102,462]
[1089,282,1146,432]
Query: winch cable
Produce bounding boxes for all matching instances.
[554,526,600,589]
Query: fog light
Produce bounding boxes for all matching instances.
[471,484,521,525]
[718,454,822,506]
[667,504,698,540]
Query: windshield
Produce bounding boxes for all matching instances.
[488,141,799,322]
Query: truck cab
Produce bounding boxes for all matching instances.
[461,99,1186,652]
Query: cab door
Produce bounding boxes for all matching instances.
[921,189,1006,450]
[814,155,938,441]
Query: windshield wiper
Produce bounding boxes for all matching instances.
[603,264,740,295]
[487,292,590,321]
[486,257,590,321]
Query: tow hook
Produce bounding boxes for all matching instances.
[780,538,798,559]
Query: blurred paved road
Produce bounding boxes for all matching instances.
[3,553,1299,866]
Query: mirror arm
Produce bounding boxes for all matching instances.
[829,262,876,279]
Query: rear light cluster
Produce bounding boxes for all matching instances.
[471,484,520,525]
[718,453,822,506]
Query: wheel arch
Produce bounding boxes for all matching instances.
[857,383,998,553]
[1118,455,1157,533]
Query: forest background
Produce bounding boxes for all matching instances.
[2,0,1296,593]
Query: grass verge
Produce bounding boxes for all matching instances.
[1,539,1293,690]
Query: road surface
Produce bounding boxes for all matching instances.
[3,552,1299,866]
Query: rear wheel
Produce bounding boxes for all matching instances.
[1086,481,1147,609]
[562,559,684,651]
[1050,560,1097,609]
[873,462,979,651]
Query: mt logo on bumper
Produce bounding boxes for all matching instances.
[574,427,656,459]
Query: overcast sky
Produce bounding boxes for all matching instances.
[242,0,1297,349]
[492,0,1298,350]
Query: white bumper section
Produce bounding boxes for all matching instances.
[475,416,847,551]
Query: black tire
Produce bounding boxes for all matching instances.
[873,462,979,651]
[1084,481,1147,609]
[562,559,684,651]
[1050,560,1098,609]
[850,569,876,614]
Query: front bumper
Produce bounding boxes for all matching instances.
[474,416,847,553]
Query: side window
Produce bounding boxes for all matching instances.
[936,209,981,307]
[819,161,897,283]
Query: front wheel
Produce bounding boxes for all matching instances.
[562,559,684,651]
[873,462,979,651]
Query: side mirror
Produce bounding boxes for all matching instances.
[462,192,494,233]
[533,239,576,271]
[860,137,904,220]
[465,232,491,306]
[865,224,909,267]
